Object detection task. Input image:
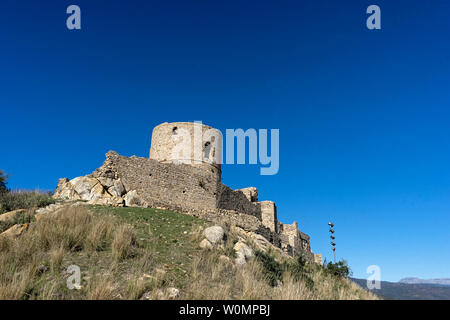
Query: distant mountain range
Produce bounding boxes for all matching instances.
[399,277,450,286]
[351,278,450,300]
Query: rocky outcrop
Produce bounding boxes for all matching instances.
[0,209,26,222]
[123,190,144,207]
[53,174,126,206]
[199,225,225,249]
[234,241,253,266]
[0,223,29,237]
[199,238,213,250]
[203,226,225,245]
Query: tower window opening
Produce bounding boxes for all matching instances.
[204,141,211,159]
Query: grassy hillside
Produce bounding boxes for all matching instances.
[0,204,377,300]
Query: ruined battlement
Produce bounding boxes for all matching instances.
[53,122,321,262]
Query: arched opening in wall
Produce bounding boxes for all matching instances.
[204,141,211,160]
[172,127,178,135]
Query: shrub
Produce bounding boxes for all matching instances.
[0,190,55,214]
[0,170,8,194]
[285,253,314,289]
[224,237,237,258]
[325,259,352,278]
[254,250,283,287]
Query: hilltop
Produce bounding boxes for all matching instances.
[0,201,376,300]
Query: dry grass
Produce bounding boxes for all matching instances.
[0,206,127,299]
[86,275,118,300]
[112,224,136,262]
[49,245,65,273]
[30,206,107,252]
[180,250,378,300]
[0,204,377,300]
[85,218,115,252]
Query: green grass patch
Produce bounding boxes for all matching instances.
[89,205,211,287]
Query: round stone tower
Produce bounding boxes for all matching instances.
[149,122,222,180]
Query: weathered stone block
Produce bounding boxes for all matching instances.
[260,201,277,233]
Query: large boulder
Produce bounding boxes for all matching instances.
[250,233,271,252]
[70,176,100,200]
[124,190,144,207]
[203,226,224,245]
[54,175,125,207]
[199,238,213,250]
[234,241,253,266]
[108,179,126,197]
[53,178,81,200]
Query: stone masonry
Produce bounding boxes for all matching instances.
[53,122,321,262]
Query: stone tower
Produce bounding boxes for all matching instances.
[149,122,222,180]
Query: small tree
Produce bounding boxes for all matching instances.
[287,252,314,288]
[325,259,351,278]
[254,250,283,287]
[0,170,8,193]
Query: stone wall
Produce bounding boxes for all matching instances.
[54,149,319,262]
[276,221,314,260]
[217,185,261,219]
[238,187,258,202]
[260,201,277,233]
[92,151,220,214]
[314,253,323,265]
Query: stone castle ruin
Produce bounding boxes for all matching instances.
[54,122,322,263]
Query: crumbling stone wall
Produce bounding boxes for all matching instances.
[260,201,277,233]
[92,151,220,214]
[54,121,321,262]
[238,187,258,202]
[217,185,261,219]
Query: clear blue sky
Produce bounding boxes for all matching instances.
[1,0,449,282]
